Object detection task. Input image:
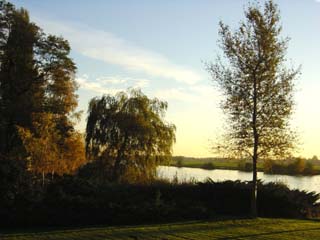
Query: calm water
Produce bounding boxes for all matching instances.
[158,166,320,193]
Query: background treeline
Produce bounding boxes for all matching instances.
[172,156,320,175]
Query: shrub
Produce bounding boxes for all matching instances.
[238,161,253,171]
[0,177,319,227]
[202,162,215,169]
[263,159,315,175]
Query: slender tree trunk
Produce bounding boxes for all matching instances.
[3,122,13,154]
[0,125,6,154]
[251,140,258,218]
[42,171,45,187]
[113,155,122,182]
[251,74,259,218]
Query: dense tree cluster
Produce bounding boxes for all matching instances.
[0,1,175,185]
[0,1,85,181]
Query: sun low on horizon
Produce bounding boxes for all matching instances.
[11,0,320,158]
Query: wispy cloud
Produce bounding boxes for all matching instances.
[76,75,150,95]
[154,85,218,103]
[76,76,123,95]
[96,77,127,85]
[134,79,149,88]
[35,18,203,85]
[155,88,198,102]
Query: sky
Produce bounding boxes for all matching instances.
[11,0,320,158]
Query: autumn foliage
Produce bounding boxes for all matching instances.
[0,1,86,182]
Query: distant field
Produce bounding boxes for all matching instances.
[176,160,239,169]
[169,156,320,175]
[170,156,264,171]
[3,218,320,240]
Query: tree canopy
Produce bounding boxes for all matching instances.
[207,0,299,217]
[0,0,85,178]
[85,89,176,183]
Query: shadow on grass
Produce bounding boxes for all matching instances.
[2,218,320,240]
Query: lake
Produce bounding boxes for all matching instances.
[158,166,320,193]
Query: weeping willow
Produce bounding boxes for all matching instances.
[85,89,176,183]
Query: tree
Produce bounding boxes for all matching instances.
[85,89,176,183]
[0,2,43,155]
[36,34,79,137]
[18,113,86,185]
[60,131,86,174]
[0,1,85,178]
[17,113,60,186]
[207,0,299,217]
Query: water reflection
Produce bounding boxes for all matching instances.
[158,166,320,193]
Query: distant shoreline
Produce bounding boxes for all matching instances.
[167,156,320,176]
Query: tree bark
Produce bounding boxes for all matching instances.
[251,73,259,218]
[251,144,258,218]
[42,171,45,187]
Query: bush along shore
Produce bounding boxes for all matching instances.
[1,175,320,228]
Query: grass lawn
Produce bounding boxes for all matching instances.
[2,218,320,240]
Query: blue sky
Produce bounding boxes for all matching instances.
[11,0,320,158]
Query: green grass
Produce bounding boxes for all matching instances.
[170,157,320,175]
[177,160,239,169]
[172,159,238,169]
[2,218,320,239]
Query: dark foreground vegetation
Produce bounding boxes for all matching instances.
[1,159,319,228]
[3,218,320,240]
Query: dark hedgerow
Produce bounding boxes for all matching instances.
[0,177,319,227]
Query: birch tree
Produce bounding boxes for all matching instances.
[207,0,299,217]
